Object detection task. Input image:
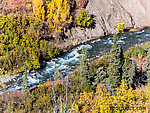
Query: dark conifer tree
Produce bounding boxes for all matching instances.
[145,49,150,83]
[127,59,138,88]
[78,48,92,92]
[106,33,124,92]
[22,66,32,112]
[122,59,130,85]
[54,64,62,81]
[23,66,29,94]
[94,66,107,86]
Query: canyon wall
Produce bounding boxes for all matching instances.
[64,0,150,45]
[120,0,150,26]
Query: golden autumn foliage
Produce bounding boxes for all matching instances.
[32,0,45,20]
[74,81,150,113]
[32,0,72,33]
[47,0,72,32]
[75,10,93,29]
[32,0,92,33]
[116,23,125,33]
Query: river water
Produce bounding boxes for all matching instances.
[1,27,150,93]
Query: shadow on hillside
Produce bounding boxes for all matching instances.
[90,14,96,29]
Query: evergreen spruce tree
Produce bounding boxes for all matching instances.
[94,66,107,86]
[127,59,138,88]
[122,59,130,85]
[106,33,124,92]
[53,64,62,81]
[23,66,29,94]
[145,49,150,83]
[22,66,32,112]
[122,58,139,88]
[78,48,92,92]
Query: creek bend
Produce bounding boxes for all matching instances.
[1,27,150,93]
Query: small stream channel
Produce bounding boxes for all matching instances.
[1,27,150,93]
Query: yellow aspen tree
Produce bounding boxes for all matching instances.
[32,0,45,20]
[47,0,72,32]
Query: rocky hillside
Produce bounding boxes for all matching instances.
[64,0,150,45]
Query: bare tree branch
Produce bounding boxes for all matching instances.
[64,76,68,112]
[69,93,78,113]
[52,83,58,113]
[60,95,62,113]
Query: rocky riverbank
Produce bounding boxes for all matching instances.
[59,0,150,48]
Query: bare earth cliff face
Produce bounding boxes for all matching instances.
[64,0,150,46]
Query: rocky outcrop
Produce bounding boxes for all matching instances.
[64,0,150,46]
[120,0,150,26]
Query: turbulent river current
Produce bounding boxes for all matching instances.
[1,27,150,93]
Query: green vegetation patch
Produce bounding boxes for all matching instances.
[75,10,93,29]
[0,14,60,75]
[124,45,147,59]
